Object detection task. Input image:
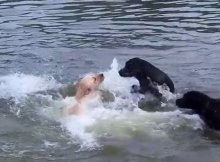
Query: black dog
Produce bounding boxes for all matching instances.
[119,57,175,98]
[176,91,220,130]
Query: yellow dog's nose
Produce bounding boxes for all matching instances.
[100,73,104,78]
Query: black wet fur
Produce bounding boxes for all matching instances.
[176,91,220,130]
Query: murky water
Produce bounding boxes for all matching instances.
[0,0,220,161]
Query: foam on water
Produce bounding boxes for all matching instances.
[0,73,61,100]
[0,59,203,151]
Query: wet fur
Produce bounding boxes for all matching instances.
[119,57,175,98]
[176,91,220,130]
[62,73,104,115]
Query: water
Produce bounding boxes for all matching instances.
[0,0,220,161]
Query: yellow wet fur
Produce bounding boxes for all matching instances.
[61,73,104,115]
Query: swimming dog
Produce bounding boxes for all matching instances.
[176,91,220,130]
[119,57,175,98]
[62,73,104,115]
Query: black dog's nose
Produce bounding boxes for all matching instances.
[176,99,182,107]
[118,68,130,77]
[175,99,179,105]
[118,69,123,76]
[118,70,121,76]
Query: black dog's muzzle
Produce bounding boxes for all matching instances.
[176,98,185,108]
[119,68,132,77]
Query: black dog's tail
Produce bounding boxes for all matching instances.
[165,76,175,93]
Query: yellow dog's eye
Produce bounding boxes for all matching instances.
[93,77,96,82]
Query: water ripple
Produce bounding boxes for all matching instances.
[0,0,219,83]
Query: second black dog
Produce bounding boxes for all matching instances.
[176,91,220,130]
[119,57,175,98]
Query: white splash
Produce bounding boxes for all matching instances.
[52,58,202,150]
[102,58,138,94]
[0,73,61,99]
[0,59,204,151]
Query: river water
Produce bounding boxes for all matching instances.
[0,0,220,161]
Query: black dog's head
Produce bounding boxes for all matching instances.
[176,91,210,113]
[119,58,145,78]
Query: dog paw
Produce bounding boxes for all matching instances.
[131,85,140,93]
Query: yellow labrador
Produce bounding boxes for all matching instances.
[62,73,104,115]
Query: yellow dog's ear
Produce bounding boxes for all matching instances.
[75,83,91,97]
[80,86,92,96]
[84,87,91,96]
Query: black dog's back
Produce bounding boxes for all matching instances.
[164,77,175,93]
[141,58,175,93]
